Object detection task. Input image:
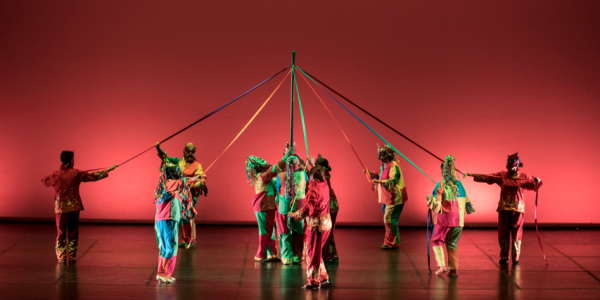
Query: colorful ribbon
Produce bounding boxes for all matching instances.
[297,69,372,183]
[116,66,291,167]
[293,69,310,158]
[299,69,463,174]
[204,69,292,172]
[297,66,435,183]
[535,189,548,265]
[426,209,434,275]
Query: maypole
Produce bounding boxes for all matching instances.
[289,50,296,147]
[285,51,298,212]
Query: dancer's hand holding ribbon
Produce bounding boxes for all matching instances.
[307,156,315,167]
[155,142,167,158]
[186,176,201,185]
[426,195,442,213]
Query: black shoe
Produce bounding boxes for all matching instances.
[499,259,508,265]
[512,260,520,265]
[302,283,319,289]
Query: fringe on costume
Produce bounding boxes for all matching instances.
[465,202,476,214]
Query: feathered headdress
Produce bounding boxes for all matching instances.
[377,143,398,162]
[154,165,182,204]
[441,155,459,200]
[245,156,270,186]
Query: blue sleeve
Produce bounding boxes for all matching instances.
[432,182,441,196]
[276,175,281,192]
[304,172,309,182]
[456,181,466,197]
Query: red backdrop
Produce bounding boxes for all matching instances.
[1,0,599,226]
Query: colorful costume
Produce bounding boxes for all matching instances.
[153,166,195,282]
[41,165,110,262]
[156,143,207,248]
[315,155,339,262]
[274,156,308,264]
[427,155,475,276]
[246,156,287,261]
[291,177,332,288]
[367,145,408,249]
[470,153,542,264]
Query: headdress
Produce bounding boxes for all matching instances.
[314,154,331,172]
[377,143,397,162]
[441,155,459,200]
[507,152,523,169]
[184,142,196,150]
[245,156,270,185]
[154,165,182,204]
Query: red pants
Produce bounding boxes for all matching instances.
[55,211,80,261]
[498,210,524,261]
[322,211,338,261]
[158,256,178,278]
[255,209,277,260]
[180,217,196,245]
[305,228,331,286]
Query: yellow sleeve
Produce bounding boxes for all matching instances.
[195,163,206,179]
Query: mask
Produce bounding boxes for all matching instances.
[184,143,196,161]
[377,144,394,161]
[506,153,523,170]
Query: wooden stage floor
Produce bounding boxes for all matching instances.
[0,223,598,299]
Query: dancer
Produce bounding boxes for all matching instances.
[155,142,207,249]
[41,150,118,263]
[246,147,294,262]
[364,144,408,249]
[290,166,332,289]
[275,147,309,264]
[154,165,198,283]
[312,155,339,263]
[426,155,475,276]
[465,153,542,265]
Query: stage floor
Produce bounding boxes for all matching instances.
[0,223,598,300]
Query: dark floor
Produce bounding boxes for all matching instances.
[0,223,599,300]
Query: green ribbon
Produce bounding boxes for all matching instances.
[293,68,310,158]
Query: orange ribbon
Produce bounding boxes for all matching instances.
[297,71,372,183]
[204,69,292,173]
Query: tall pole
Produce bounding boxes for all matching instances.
[290,51,296,149]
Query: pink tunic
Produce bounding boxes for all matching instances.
[252,160,286,212]
[155,180,186,222]
[473,171,542,213]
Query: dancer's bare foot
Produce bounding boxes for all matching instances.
[434,266,448,276]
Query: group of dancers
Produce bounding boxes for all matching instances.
[41,141,542,288]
